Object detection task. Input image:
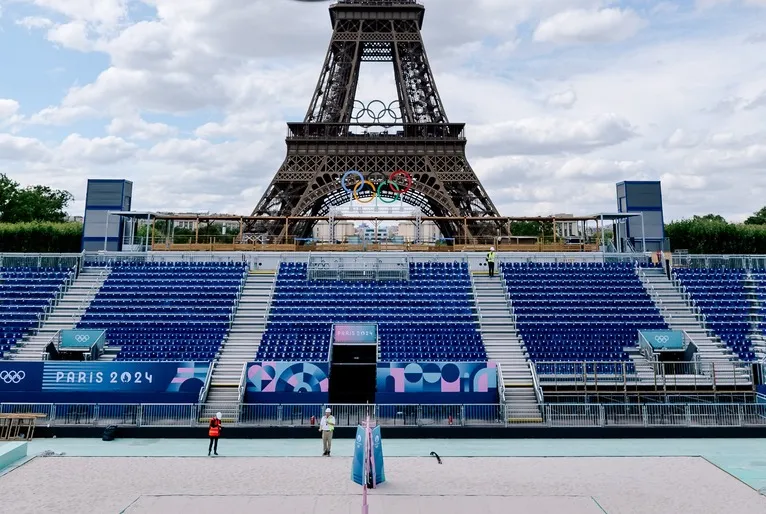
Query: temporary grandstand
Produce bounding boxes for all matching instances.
[0,250,765,435]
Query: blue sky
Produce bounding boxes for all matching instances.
[1,0,765,221]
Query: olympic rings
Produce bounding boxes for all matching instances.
[341,169,413,203]
[0,370,26,384]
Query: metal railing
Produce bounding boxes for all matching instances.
[530,362,544,404]
[198,362,215,403]
[534,360,754,389]
[4,401,766,428]
[237,363,248,404]
[0,253,83,269]
[307,255,411,281]
[496,363,506,405]
[673,254,766,270]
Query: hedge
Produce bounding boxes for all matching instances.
[665,220,766,254]
[0,222,83,253]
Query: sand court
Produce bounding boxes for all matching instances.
[1,455,765,514]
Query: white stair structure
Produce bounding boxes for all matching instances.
[202,269,277,417]
[638,267,751,387]
[472,272,542,423]
[10,267,110,361]
[744,271,766,359]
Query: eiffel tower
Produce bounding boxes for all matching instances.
[251,0,503,241]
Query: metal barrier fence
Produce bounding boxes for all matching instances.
[0,253,82,269]
[673,254,766,269]
[534,361,754,389]
[3,402,766,428]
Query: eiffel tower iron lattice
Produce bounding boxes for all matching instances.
[251,0,504,241]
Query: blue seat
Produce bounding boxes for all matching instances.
[501,262,664,372]
[77,262,248,361]
[257,261,486,362]
[0,266,75,358]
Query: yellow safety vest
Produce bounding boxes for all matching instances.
[487,252,496,263]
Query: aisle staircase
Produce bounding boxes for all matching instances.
[10,267,110,360]
[472,271,542,424]
[638,267,751,386]
[202,269,276,420]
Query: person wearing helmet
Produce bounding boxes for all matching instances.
[208,412,222,456]
[319,407,336,456]
[486,246,496,278]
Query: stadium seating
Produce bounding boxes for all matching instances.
[674,268,755,360]
[258,261,486,362]
[501,262,667,373]
[754,270,766,336]
[0,266,74,358]
[77,262,247,361]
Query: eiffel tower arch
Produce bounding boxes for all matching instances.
[252,0,504,241]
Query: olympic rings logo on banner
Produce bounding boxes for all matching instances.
[75,334,91,343]
[341,170,413,204]
[0,370,26,384]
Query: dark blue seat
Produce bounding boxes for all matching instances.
[0,266,74,358]
[501,262,664,372]
[257,261,485,362]
[674,268,755,361]
[77,262,247,361]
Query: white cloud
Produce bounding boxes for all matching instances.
[0,134,51,162]
[16,16,53,30]
[472,114,636,155]
[534,8,646,44]
[0,100,20,119]
[546,90,578,109]
[57,134,137,165]
[106,115,178,141]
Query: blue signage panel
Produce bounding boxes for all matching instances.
[0,361,209,403]
[641,330,684,350]
[333,324,378,345]
[60,330,105,350]
[371,425,385,485]
[0,362,44,393]
[351,425,366,486]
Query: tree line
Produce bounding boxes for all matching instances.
[666,207,766,254]
[0,174,81,252]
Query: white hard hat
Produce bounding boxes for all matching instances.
[216,412,222,419]
[490,247,495,251]
[325,408,331,413]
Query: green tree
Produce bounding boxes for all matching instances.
[744,206,766,225]
[692,214,728,223]
[0,174,73,223]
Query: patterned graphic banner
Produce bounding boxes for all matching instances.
[245,362,330,403]
[376,362,498,404]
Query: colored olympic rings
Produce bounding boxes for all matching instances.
[341,170,413,203]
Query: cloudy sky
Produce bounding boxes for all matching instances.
[1,0,765,222]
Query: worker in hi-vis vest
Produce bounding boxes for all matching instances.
[319,408,336,456]
[208,412,222,456]
[486,247,496,278]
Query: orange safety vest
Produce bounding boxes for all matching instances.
[209,418,221,437]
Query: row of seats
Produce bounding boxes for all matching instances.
[78,263,248,361]
[503,262,666,368]
[0,267,74,358]
[257,262,486,362]
[674,268,755,361]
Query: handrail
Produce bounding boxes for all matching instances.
[71,267,108,323]
[496,362,506,405]
[237,362,248,404]
[199,361,215,403]
[530,361,544,405]
[263,268,278,323]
